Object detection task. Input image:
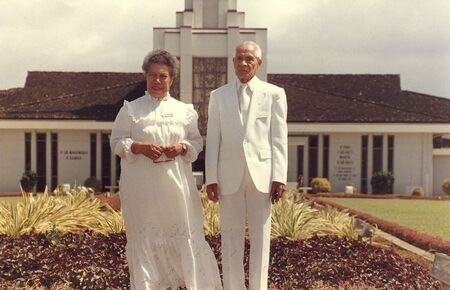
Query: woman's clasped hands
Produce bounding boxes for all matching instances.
[131,141,184,160]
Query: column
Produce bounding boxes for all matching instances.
[46,132,52,190]
[31,131,37,172]
[110,151,117,188]
[192,0,203,28]
[227,27,240,82]
[422,133,433,195]
[304,143,309,186]
[218,0,228,27]
[367,134,373,193]
[255,29,268,81]
[96,132,102,179]
[227,0,237,10]
[318,134,324,177]
[382,134,388,172]
[180,26,193,103]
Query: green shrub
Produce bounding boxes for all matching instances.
[310,177,331,194]
[84,176,102,193]
[442,178,450,195]
[411,187,425,197]
[20,170,38,192]
[370,171,394,194]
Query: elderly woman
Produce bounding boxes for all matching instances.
[110,49,222,290]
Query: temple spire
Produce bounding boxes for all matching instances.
[177,0,243,28]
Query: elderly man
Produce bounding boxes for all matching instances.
[205,41,288,290]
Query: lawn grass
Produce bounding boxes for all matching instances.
[326,198,450,240]
[0,196,22,206]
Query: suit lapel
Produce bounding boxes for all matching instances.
[244,80,267,133]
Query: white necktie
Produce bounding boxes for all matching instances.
[239,84,250,126]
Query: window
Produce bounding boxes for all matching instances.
[90,133,97,177]
[388,135,394,173]
[101,133,111,191]
[192,57,227,135]
[51,133,58,190]
[361,135,368,193]
[372,135,383,173]
[25,133,31,171]
[308,135,318,183]
[297,145,304,184]
[115,156,121,185]
[322,135,329,178]
[433,134,450,148]
[36,133,47,192]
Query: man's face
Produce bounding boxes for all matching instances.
[146,63,173,99]
[233,44,262,83]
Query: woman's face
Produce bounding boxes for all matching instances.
[146,63,173,99]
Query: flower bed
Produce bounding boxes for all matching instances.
[309,192,450,200]
[0,232,440,289]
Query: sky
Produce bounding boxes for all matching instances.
[1,0,449,98]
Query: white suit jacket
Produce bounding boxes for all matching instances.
[205,77,288,195]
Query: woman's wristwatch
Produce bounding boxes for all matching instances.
[181,143,187,155]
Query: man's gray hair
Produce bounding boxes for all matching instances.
[142,49,180,79]
[237,41,262,59]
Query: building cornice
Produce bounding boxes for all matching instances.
[0,120,113,130]
[1,120,448,133]
[288,122,450,133]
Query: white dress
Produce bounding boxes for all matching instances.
[110,92,222,290]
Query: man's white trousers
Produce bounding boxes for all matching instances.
[219,164,272,290]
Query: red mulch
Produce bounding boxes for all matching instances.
[0,232,440,289]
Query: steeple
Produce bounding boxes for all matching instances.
[153,0,267,128]
[176,0,244,28]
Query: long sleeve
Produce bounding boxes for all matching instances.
[270,87,288,184]
[205,92,221,185]
[110,101,138,162]
[181,105,203,162]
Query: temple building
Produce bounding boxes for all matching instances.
[1,0,449,195]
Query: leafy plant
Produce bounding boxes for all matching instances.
[310,177,331,194]
[442,178,450,195]
[0,187,124,236]
[45,223,63,245]
[370,171,394,194]
[83,176,102,193]
[271,192,320,240]
[316,206,358,239]
[270,189,357,240]
[411,187,425,197]
[199,190,220,236]
[19,171,38,192]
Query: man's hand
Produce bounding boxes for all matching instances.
[206,183,220,203]
[270,181,285,204]
[131,142,164,160]
[164,144,184,158]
